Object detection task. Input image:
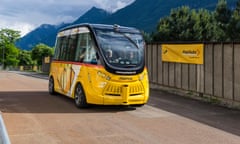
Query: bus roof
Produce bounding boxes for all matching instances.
[59,23,141,34]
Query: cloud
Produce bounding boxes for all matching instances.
[93,0,134,12]
[0,19,34,36]
[0,0,90,24]
[0,0,91,36]
[0,0,135,36]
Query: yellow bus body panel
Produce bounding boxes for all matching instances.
[49,61,149,105]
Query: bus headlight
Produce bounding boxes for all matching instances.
[97,71,111,81]
[139,73,145,81]
[106,76,111,81]
[98,82,107,88]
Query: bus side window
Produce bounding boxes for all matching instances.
[83,34,97,64]
[74,32,97,64]
[79,48,86,62]
[59,37,68,61]
[54,36,67,60]
[75,33,85,62]
[54,37,62,60]
[68,34,77,61]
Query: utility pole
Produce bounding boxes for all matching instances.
[2,46,4,70]
[0,40,3,70]
[0,38,2,70]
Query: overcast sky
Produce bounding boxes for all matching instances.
[0,0,134,36]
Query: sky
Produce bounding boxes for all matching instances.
[0,0,134,36]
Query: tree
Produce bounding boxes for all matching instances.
[227,0,240,41]
[31,43,54,65]
[153,17,171,41]
[142,31,152,43]
[214,0,232,41]
[5,43,19,67]
[153,6,199,42]
[193,9,216,41]
[0,29,21,68]
[236,0,240,13]
[171,6,196,41]
[152,1,236,42]
[18,50,33,66]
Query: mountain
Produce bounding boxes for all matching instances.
[16,7,109,50]
[72,7,110,24]
[101,0,237,32]
[17,0,238,50]
[16,24,67,50]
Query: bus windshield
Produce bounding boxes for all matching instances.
[95,29,144,68]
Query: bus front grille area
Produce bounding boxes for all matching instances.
[104,82,144,97]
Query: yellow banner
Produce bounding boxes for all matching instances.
[44,56,50,63]
[162,44,203,64]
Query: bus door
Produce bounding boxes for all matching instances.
[63,64,74,95]
[60,33,79,96]
[56,36,76,96]
[56,63,73,96]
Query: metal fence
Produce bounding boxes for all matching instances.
[146,43,240,104]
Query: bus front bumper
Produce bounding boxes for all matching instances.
[102,94,148,105]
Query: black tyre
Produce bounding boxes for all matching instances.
[74,83,88,108]
[49,77,56,95]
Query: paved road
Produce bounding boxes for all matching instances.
[0,71,240,144]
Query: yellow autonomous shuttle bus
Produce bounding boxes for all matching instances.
[49,23,149,108]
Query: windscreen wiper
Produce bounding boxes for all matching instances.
[118,32,139,49]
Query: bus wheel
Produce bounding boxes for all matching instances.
[74,84,88,108]
[49,77,56,95]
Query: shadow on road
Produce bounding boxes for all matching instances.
[149,89,240,137]
[0,91,136,114]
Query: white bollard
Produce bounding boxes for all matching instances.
[0,112,11,144]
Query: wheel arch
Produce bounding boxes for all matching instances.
[73,81,89,108]
[73,81,87,101]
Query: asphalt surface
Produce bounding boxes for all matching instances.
[0,71,240,144]
[149,89,240,136]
